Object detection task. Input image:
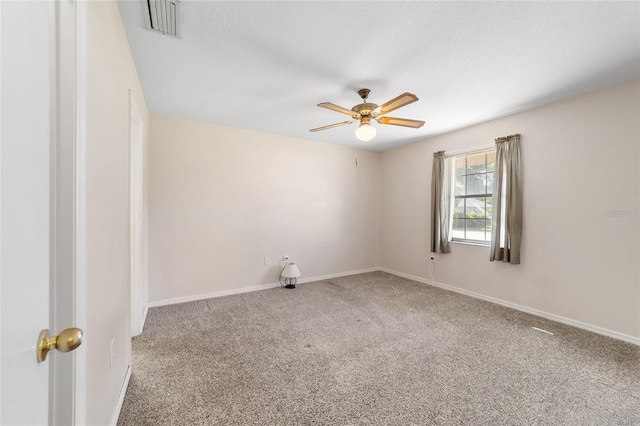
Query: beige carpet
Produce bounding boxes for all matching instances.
[118,272,640,425]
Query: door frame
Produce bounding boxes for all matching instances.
[129,91,146,337]
[73,0,88,423]
[52,0,89,423]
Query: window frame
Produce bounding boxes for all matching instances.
[448,148,496,246]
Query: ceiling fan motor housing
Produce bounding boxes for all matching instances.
[351,103,379,119]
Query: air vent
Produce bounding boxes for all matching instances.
[143,0,178,37]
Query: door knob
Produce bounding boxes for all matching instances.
[37,327,83,362]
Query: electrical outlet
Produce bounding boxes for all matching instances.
[264,256,271,266]
[110,338,115,368]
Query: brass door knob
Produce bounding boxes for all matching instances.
[37,327,83,363]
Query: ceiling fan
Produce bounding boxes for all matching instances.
[310,88,425,142]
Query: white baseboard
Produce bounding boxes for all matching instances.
[147,267,380,308]
[380,267,640,347]
[148,282,282,308]
[296,267,380,284]
[378,267,436,287]
[141,304,149,332]
[146,266,639,346]
[109,365,132,426]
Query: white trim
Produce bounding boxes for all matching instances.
[381,267,640,346]
[0,1,3,421]
[444,143,494,158]
[148,282,282,308]
[296,267,379,284]
[129,90,145,337]
[141,305,149,332]
[73,0,88,424]
[108,365,132,426]
[146,266,640,346]
[449,240,490,248]
[378,267,435,287]
[147,267,380,308]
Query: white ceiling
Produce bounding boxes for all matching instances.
[118,1,640,151]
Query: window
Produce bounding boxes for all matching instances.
[451,149,495,244]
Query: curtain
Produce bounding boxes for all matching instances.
[490,134,523,264]
[431,151,451,253]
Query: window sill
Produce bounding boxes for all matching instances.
[450,240,490,248]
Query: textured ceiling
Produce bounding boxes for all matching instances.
[118,1,640,151]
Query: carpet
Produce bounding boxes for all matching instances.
[117,271,640,425]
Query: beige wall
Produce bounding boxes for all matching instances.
[148,115,380,303]
[381,80,640,339]
[87,1,149,424]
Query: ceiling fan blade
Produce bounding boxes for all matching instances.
[377,117,425,128]
[318,102,359,117]
[376,92,419,115]
[310,120,354,132]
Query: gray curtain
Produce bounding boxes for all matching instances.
[490,134,523,264]
[431,151,451,253]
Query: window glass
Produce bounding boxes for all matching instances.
[452,218,465,239]
[455,157,465,176]
[486,172,494,194]
[450,149,495,244]
[466,152,486,174]
[466,174,486,195]
[453,198,465,219]
[484,197,493,219]
[455,176,465,196]
[487,151,496,172]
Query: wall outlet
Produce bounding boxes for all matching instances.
[264,256,271,266]
[110,338,115,368]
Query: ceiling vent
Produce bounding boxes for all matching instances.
[142,0,179,37]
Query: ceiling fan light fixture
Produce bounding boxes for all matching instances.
[311,88,424,140]
[355,122,376,142]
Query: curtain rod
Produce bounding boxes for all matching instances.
[495,133,521,141]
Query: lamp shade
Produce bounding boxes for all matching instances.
[355,123,376,141]
[281,263,301,278]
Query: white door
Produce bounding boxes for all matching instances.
[1,1,85,425]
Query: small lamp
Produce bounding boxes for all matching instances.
[281,262,301,289]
